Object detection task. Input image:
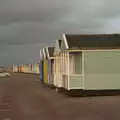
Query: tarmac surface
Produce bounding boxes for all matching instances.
[0,73,120,120]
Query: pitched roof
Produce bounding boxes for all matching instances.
[47,47,55,57]
[40,49,44,60]
[58,40,62,48]
[42,48,47,59]
[64,34,120,49]
[54,40,62,55]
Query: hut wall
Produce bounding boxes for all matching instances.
[48,60,54,85]
[62,51,69,89]
[40,61,43,82]
[43,59,48,84]
[53,58,57,86]
[54,53,64,88]
[84,50,120,90]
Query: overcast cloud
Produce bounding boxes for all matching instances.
[0,0,120,66]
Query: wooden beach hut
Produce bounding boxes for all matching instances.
[40,49,44,83]
[61,33,120,94]
[45,47,55,87]
[43,48,49,84]
[53,40,65,92]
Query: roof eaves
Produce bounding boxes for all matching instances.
[58,39,62,48]
[43,48,46,59]
[63,33,69,49]
[40,49,42,59]
[45,47,50,59]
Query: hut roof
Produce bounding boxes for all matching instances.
[63,34,120,50]
[47,47,55,58]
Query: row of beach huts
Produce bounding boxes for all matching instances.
[13,64,39,74]
[14,33,120,95]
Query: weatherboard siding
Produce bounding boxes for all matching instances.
[84,50,120,90]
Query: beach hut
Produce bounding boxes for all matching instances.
[21,64,24,73]
[18,65,22,73]
[53,40,64,91]
[40,49,44,83]
[61,33,120,93]
[33,63,39,74]
[43,48,49,84]
[13,64,18,72]
[23,65,26,73]
[45,47,55,87]
[36,64,40,74]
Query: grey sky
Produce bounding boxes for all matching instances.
[0,0,120,66]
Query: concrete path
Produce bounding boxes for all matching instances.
[0,73,120,120]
